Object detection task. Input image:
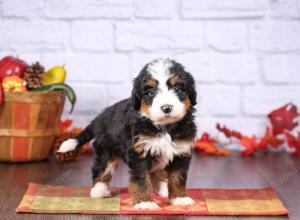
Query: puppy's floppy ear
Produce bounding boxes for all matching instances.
[186,72,197,106]
[131,77,142,110]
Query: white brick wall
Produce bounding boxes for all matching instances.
[0,0,300,136]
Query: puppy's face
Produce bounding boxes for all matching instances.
[132,58,196,125]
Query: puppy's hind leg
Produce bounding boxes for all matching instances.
[90,149,118,198]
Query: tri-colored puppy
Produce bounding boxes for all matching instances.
[58,58,197,210]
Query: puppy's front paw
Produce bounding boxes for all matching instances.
[170,196,195,206]
[90,182,111,198]
[133,201,160,210]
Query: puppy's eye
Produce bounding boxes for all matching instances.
[174,86,184,93]
[145,90,156,97]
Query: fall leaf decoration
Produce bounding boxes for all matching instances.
[239,136,257,156]
[195,133,230,156]
[216,123,242,139]
[196,103,300,157]
[285,132,300,156]
[268,103,299,135]
[261,127,284,149]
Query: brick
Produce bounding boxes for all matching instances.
[176,53,259,83]
[250,22,300,52]
[44,0,132,19]
[0,21,68,51]
[71,22,113,52]
[270,0,300,18]
[182,0,268,18]
[40,53,66,70]
[107,83,132,105]
[263,55,300,84]
[2,0,41,18]
[42,54,130,83]
[197,85,240,116]
[116,21,204,51]
[133,0,176,18]
[206,22,247,52]
[17,53,41,64]
[64,82,107,114]
[61,114,96,128]
[243,87,300,115]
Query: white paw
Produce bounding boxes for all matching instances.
[90,182,111,198]
[170,197,195,206]
[133,201,160,210]
[156,181,168,197]
[57,139,78,153]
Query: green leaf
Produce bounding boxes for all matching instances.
[34,83,76,113]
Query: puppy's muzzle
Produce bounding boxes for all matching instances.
[161,104,173,114]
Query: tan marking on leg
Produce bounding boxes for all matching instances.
[129,172,153,205]
[94,157,119,184]
[168,170,188,199]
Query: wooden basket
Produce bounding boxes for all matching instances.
[0,91,65,162]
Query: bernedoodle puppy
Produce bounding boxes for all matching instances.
[58,58,197,210]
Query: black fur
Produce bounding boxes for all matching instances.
[73,59,197,202]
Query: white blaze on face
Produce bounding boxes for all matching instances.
[147,58,186,125]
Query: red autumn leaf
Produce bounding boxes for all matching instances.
[240,136,257,156]
[257,138,268,151]
[59,119,73,134]
[268,103,299,135]
[216,123,242,139]
[285,132,300,156]
[261,127,285,149]
[195,133,230,156]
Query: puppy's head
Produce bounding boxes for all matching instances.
[132,58,196,125]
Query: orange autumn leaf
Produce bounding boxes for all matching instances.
[240,136,257,156]
[216,148,230,156]
[195,133,230,156]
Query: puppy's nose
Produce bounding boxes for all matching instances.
[161,104,173,114]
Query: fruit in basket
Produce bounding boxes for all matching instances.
[34,83,76,113]
[23,62,45,90]
[2,76,27,92]
[0,84,3,106]
[43,66,66,85]
[0,56,28,82]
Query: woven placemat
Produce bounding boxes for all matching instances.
[16,183,288,216]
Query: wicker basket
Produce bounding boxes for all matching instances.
[0,91,65,162]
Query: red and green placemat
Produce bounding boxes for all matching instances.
[16,183,288,216]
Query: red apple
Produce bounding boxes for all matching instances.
[0,84,2,106]
[0,56,28,82]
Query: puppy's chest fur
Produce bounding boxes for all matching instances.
[134,132,193,171]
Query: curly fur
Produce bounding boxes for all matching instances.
[58,58,197,209]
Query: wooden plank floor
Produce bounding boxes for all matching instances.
[0,152,299,220]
